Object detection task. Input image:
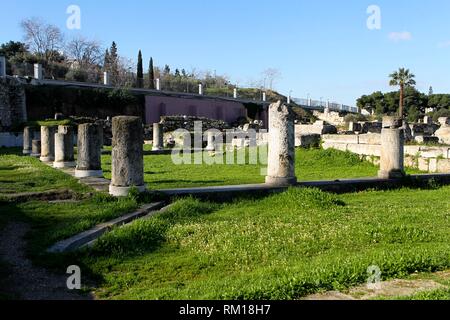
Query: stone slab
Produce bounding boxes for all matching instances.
[158,174,450,199]
[47,201,166,253]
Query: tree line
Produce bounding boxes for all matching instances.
[358,68,450,122]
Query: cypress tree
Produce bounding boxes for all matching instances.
[109,42,119,82]
[103,49,110,71]
[149,57,155,89]
[137,50,143,88]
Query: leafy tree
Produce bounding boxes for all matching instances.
[163,64,171,75]
[389,68,416,118]
[428,94,450,110]
[108,41,119,80]
[20,18,64,66]
[103,49,110,70]
[136,50,143,88]
[358,87,427,120]
[0,41,28,60]
[432,108,450,122]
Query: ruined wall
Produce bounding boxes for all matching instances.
[322,134,450,173]
[0,78,27,130]
[145,95,248,126]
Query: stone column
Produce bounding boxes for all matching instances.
[75,123,103,178]
[265,101,297,186]
[205,131,216,151]
[378,116,405,179]
[109,116,145,196]
[53,126,76,168]
[40,126,57,162]
[23,127,35,155]
[152,123,164,151]
[31,140,41,157]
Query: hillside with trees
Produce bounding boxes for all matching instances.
[357,68,450,122]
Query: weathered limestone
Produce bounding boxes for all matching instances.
[438,117,449,126]
[435,117,450,145]
[53,126,76,168]
[295,121,337,135]
[22,126,35,155]
[348,122,362,132]
[31,140,41,157]
[75,123,103,178]
[109,116,145,196]
[378,116,405,179]
[423,116,432,125]
[265,101,297,186]
[40,126,57,162]
[152,123,164,151]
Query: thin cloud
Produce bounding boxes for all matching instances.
[388,31,412,42]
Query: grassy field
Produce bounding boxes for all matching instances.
[37,185,448,300]
[101,148,420,190]
[0,148,88,195]
[0,147,446,300]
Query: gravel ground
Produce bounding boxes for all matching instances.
[0,222,93,300]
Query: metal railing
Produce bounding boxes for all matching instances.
[292,97,358,113]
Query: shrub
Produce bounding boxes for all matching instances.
[344,114,368,123]
[432,108,450,122]
[65,69,89,82]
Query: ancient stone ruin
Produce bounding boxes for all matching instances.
[75,123,103,178]
[109,116,146,196]
[265,101,297,186]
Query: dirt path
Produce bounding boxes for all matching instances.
[0,222,93,300]
[302,273,449,300]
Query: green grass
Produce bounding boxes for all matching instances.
[0,147,444,300]
[396,288,450,300]
[62,185,449,300]
[0,194,139,255]
[0,148,88,195]
[101,148,420,190]
[30,119,74,127]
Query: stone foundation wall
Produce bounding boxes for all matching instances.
[322,134,450,173]
[0,78,27,130]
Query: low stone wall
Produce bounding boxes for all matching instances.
[313,110,345,126]
[295,121,337,135]
[322,134,450,173]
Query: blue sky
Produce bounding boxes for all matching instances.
[1,0,450,105]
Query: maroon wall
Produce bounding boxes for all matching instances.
[145,95,248,125]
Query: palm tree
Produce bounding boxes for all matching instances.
[389,68,416,118]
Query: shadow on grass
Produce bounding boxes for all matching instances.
[0,147,22,156]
